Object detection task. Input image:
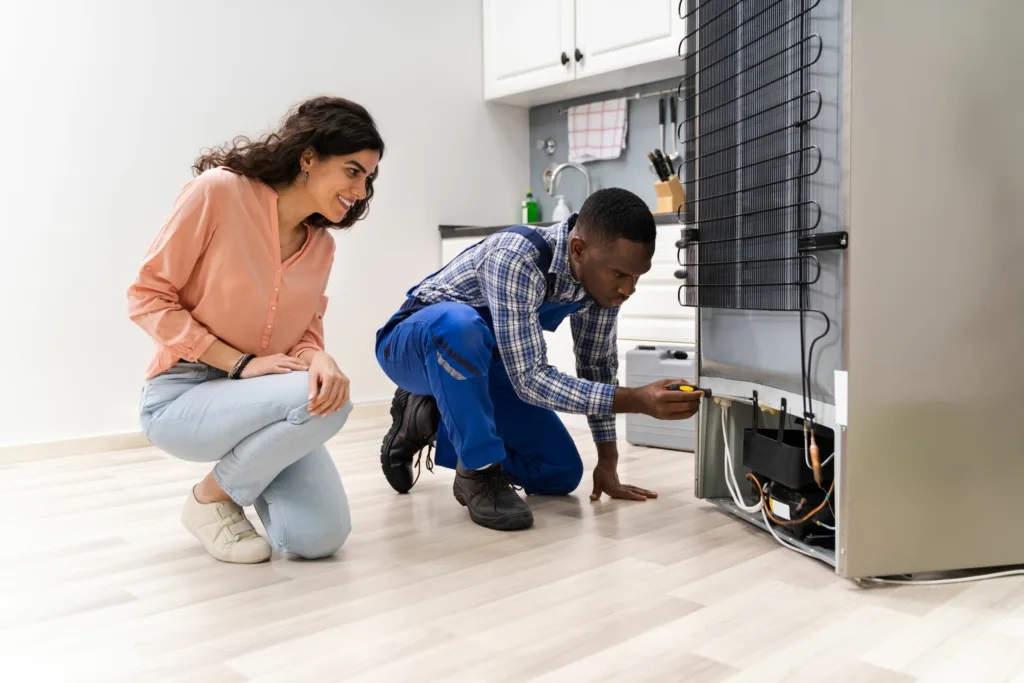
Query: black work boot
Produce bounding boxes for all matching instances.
[453,462,534,531]
[380,388,440,494]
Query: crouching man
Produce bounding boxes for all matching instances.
[374,188,702,531]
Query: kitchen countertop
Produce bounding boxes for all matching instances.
[439,212,684,239]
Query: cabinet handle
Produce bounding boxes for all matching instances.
[561,51,569,66]
[574,48,583,62]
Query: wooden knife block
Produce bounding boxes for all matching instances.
[654,176,686,214]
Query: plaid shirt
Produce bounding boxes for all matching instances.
[412,215,619,442]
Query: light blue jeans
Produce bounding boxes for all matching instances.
[139,361,353,559]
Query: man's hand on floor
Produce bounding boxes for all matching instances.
[590,460,658,502]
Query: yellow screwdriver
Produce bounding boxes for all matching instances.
[666,383,712,397]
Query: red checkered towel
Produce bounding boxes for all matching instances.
[567,97,628,163]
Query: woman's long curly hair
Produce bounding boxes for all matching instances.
[192,96,385,229]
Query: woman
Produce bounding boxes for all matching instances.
[127,96,384,564]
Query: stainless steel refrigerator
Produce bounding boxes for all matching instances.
[678,0,1024,579]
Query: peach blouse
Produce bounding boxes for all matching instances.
[128,168,335,379]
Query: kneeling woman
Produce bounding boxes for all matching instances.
[127,96,384,563]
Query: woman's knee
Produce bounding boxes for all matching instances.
[256,447,351,559]
[284,514,352,560]
[313,400,353,447]
[327,399,354,430]
[298,396,352,427]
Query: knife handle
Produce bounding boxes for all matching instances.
[653,149,670,180]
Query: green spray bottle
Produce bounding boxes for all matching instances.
[521,190,539,224]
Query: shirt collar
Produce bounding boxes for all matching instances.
[550,213,579,282]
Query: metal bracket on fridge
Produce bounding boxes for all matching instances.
[797,231,848,253]
[676,227,700,248]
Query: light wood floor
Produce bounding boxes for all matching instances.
[3,408,1023,682]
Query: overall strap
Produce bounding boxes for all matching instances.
[499,224,557,292]
[499,224,554,273]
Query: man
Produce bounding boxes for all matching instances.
[373,188,702,531]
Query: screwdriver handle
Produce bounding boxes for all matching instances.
[666,384,712,398]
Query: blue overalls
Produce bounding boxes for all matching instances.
[374,226,585,495]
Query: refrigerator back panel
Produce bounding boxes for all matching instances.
[678,0,846,405]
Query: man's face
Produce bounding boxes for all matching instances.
[570,235,654,308]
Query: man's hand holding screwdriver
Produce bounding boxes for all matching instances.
[613,379,708,421]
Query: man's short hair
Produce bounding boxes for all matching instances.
[575,188,657,244]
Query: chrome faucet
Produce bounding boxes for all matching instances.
[548,162,592,200]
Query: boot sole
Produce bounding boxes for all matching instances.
[453,480,534,531]
[380,392,415,494]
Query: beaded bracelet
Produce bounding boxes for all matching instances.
[229,353,256,379]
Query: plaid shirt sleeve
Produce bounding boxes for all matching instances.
[570,306,619,443]
[476,248,617,420]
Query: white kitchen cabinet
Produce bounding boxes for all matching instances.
[483,0,688,107]
[575,0,685,79]
[482,0,575,99]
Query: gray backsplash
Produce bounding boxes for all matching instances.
[527,76,687,221]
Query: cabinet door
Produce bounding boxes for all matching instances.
[483,0,576,101]
[440,236,480,265]
[574,0,684,78]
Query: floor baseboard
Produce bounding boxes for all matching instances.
[0,400,393,465]
[0,432,153,466]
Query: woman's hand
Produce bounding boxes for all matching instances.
[239,353,308,379]
[305,351,350,416]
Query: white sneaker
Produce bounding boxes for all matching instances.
[181,490,272,564]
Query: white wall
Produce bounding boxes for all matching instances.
[0,0,529,448]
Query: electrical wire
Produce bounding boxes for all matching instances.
[754,481,839,570]
[720,405,763,514]
[760,508,827,564]
[858,569,1024,586]
[799,311,830,409]
[790,307,832,472]
[746,472,833,527]
[803,310,831,412]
